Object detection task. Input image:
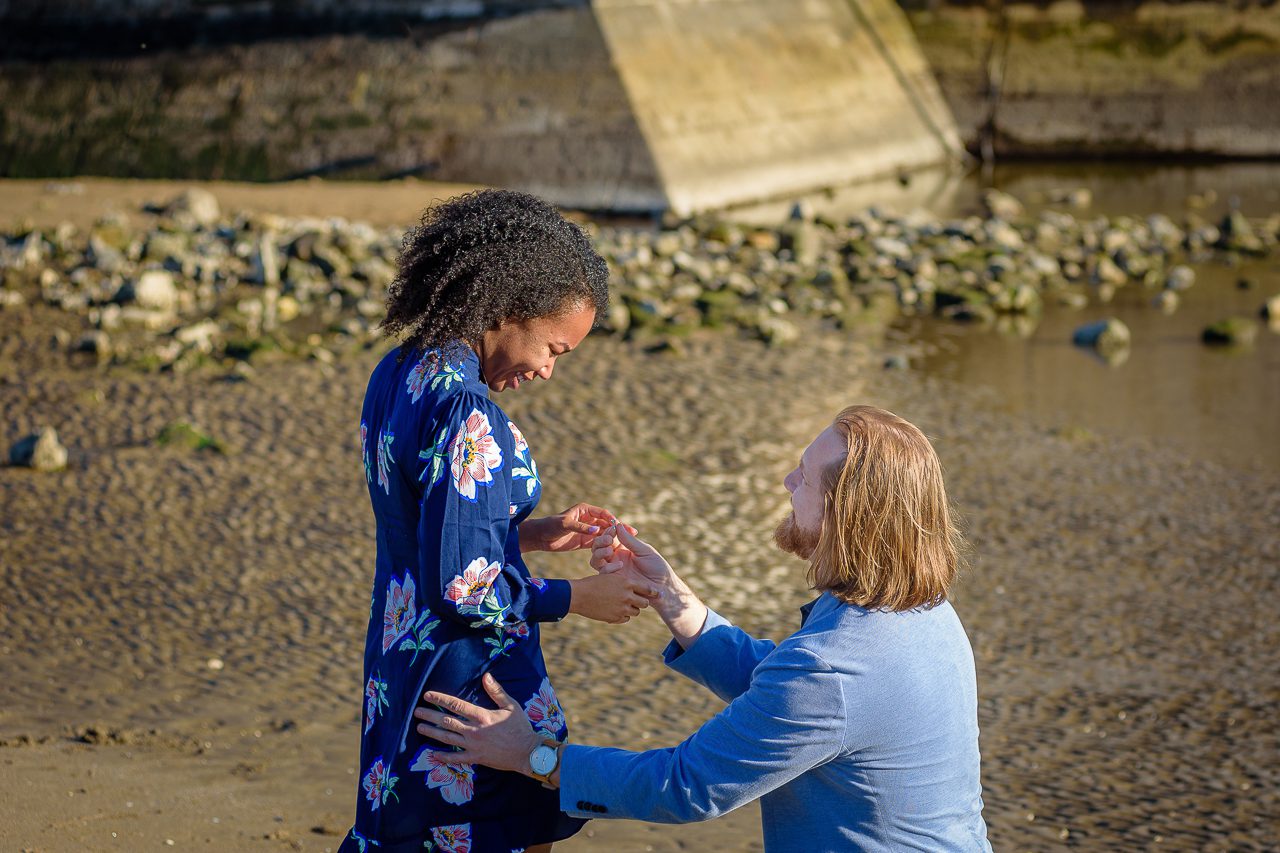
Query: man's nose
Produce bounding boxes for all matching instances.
[783,469,799,493]
[537,360,555,380]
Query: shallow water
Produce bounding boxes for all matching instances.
[741,162,1280,472]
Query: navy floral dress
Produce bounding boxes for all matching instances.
[341,344,586,853]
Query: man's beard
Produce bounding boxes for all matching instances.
[773,512,821,560]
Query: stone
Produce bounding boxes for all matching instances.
[756,315,799,347]
[118,270,178,312]
[75,331,112,361]
[1073,318,1131,357]
[163,189,221,227]
[174,320,221,353]
[1202,317,1258,346]
[9,427,68,471]
[248,235,281,287]
[1261,294,1280,321]
[1091,256,1127,286]
[981,189,1024,220]
[1165,265,1196,292]
[0,289,26,309]
[1152,290,1179,315]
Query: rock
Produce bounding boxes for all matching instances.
[163,189,220,227]
[174,320,221,353]
[1073,318,1131,357]
[981,189,1024,220]
[75,331,112,361]
[756,315,799,347]
[248,235,281,287]
[1201,317,1258,346]
[118,270,178,312]
[1165,265,1196,292]
[1152,290,1179,314]
[1237,277,1255,290]
[1261,294,1280,321]
[882,354,909,370]
[9,427,68,471]
[0,289,26,309]
[1217,211,1263,253]
[276,295,301,324]
[1057,290,1089,310]
[1091,256,1127,286]
[1047,187,1092,209]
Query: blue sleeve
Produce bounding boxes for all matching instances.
[661,609,776,703]
[417,395,570,629]
[559,644,846,823]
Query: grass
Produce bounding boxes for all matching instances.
[155,421,226,454]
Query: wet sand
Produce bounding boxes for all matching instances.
[3,196,1279,850]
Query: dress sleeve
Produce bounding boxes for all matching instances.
[417,394,571,629]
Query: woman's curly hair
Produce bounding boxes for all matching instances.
[382,189,609,360]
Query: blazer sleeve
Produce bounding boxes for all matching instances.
[661,609,777,703]
[417,394,571,629]
[559,644,846,823]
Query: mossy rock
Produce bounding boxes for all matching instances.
[156,421,226,454]
[1201,316,1258,347]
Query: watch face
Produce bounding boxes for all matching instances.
[530,744,557,776]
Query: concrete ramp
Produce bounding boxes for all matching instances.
[591,0,964,213]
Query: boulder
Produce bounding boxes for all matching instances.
[981,189,1023,220]
[9,427,68,471]
[118,270,178,312]
[1165,265,1196,292]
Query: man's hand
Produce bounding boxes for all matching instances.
[591,524,675,589]
[568,571,657,624]
[414,673,542,777]
[593,525,708,649]
[520,503,613,553]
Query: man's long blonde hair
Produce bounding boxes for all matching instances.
[808,406,961,611]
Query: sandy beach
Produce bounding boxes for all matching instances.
[2,182,1278,851]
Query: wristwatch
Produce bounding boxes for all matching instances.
[528,739,562,787]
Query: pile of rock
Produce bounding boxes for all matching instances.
[1,187,1278,370]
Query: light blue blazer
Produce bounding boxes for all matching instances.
[559,593,992,852]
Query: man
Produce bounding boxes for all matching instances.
[413,405,991,852]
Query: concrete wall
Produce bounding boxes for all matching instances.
[906,0,1280,158]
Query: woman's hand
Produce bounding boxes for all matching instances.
[519,503,614,553]
[414,673,542,776]
[568,571,658,624]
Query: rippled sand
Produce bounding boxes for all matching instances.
[2,298,1277,850]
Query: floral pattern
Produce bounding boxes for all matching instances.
[508,421,540,498]
[444,557,501,610]
[397,610,440,666]
[523,677,567,741]
[418,424,451,489]
[376,428,395,495]
[364,674,389,734]
[449,409,503,501]
[348,828,379,851]
[427,824,472,853]
[406,352,441,403]
[360,421,372,485]
[362,757,399,811]
[410,747,477,806]
[381,571,417,654]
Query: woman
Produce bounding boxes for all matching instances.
[341,190,655,853]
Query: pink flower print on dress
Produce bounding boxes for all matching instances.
[445,557,501,614]
[410,747,476,805]
[381,571,417,653]
[360,422,372,484]
[362,757,399,810]
[429,823,472,853]
[448,409,503,501]
[523,677,567,741]
[504,621,530,640]
[406,352,441,403]
[376,428,395,495]
[528,577,546,590]
[508,421,529,453]
[364,673,389,734]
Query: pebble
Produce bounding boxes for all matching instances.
[1201,316,1258,346]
